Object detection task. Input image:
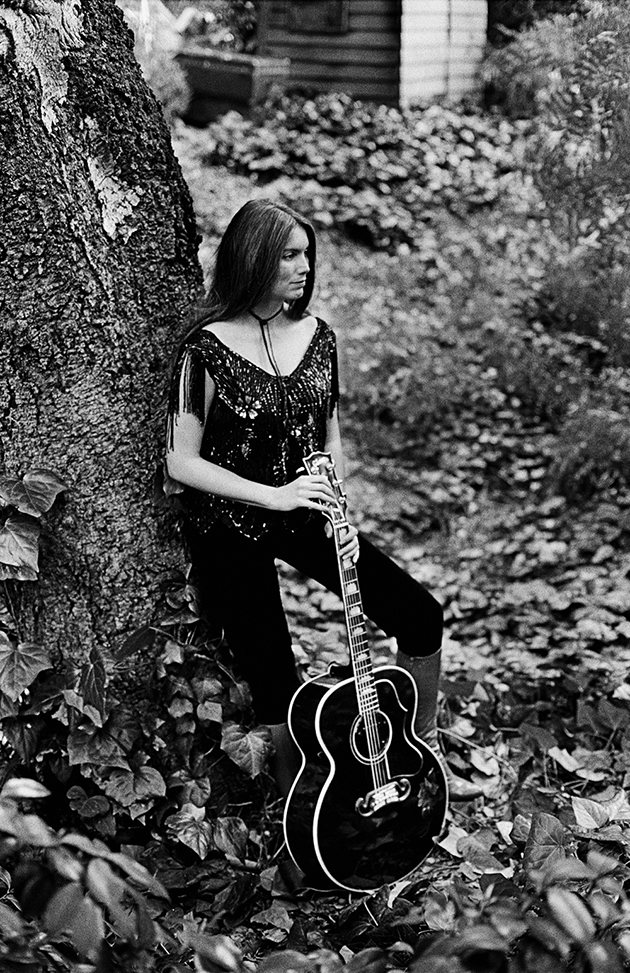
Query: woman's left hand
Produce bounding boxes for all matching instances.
[337,525,360,568]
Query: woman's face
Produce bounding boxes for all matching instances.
[268,225,310,306]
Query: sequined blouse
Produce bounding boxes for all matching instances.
[168,318,339,540]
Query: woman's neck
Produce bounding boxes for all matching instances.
[249,300,285,324]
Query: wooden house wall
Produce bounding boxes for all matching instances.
[256,0,402,104]
[400,0,488,103]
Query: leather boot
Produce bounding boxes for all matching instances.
[268,722,301,798]
[397,648,483,801]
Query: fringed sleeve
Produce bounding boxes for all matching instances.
[329,330,340,418]
[166,341,208,450]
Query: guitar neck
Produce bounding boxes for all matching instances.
[332,523,378,715]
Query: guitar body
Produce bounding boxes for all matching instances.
[284,664,448,892]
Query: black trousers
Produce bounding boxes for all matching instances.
[187,514,443,724]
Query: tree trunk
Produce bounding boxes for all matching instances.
[0,0,202,662]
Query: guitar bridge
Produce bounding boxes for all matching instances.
[356,778,412,817]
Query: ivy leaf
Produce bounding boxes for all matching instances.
[251,902,293,932]
[198,700,223,723]
[168,697,194,718]
[0,690,19,719]
[572,797,609,830]
[114,625,157,663]
[213,816,249,863]
[220,722,271,778]
[458,836,512,876]
[161,640,184,666]
[548,747,580,773]
[79,646,108,726]
[192,677,224,702]
[101,766,166,807]
[597,699,630,733]
[165,803,213,859]
[0,562,38,582]
[0,636,52,701]
[0,513,40,576]
[519,723,558,752]
[67,725,130,770]
[0,470,68,518]
[72,795,111,821]
[0,717,43,762]
[524,812,571,872]
[601,790,630,822]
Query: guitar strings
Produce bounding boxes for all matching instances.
[339,545,389,789]
[329,473,390,791]
[339,556,385,783]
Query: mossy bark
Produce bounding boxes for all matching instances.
[0,0,202,662]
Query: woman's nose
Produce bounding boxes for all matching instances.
[298,252,309,272]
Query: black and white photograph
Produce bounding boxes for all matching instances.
[1,0,629,969]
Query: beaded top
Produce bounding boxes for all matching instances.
[168,318,339,540]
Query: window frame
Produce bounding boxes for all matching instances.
[284,0,350,35]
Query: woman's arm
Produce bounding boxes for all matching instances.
[324,408,345,480]
[166,373,336,512]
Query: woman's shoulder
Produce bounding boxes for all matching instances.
[303,312,333,335]
[199,319,232,340]
[311,315,336,345]
[182,320,234,352]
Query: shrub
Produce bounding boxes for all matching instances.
[174,0,258,52]
[209,0,258,53]
[199,92,521,251]
[487,0,587,46]
[482,15,577,118]
[483,2,630,365]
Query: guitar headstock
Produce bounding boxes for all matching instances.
[302,451,347,527]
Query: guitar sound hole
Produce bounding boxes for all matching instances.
[351,712,392,764]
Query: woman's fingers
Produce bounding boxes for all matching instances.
[274,475,337,512]
[300,474,336,505]
[339,525,360,567]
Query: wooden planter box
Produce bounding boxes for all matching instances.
[176,48,290,124]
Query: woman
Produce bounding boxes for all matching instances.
[166,199,480,800]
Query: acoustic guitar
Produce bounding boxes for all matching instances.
[283,451,448,893]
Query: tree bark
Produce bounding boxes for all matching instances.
[0,0,202,662]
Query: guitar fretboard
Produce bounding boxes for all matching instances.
[333,524,378,716]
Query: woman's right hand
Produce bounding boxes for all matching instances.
[271,474,337,511]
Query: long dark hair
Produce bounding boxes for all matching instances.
[166,201,318,445]
[198,198,317,326]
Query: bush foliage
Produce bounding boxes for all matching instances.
[200,91,521,250]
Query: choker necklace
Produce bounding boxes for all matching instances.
[248,305,284,327]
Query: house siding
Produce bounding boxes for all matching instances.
[257,0,402,104]
[400,0,488,103]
